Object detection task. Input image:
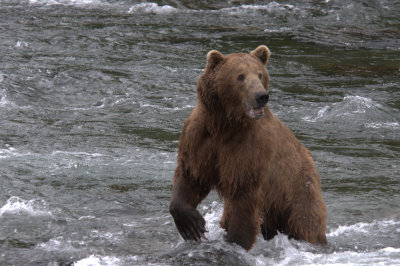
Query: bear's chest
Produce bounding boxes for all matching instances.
[208,131,267,175]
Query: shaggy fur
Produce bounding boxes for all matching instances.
[169,45,327,251]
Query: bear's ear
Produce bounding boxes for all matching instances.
[250,45,271,65]
[206,50,225,70]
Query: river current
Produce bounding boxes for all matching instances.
[0,0,399,265]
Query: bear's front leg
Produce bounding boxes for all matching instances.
[169,166,210,241]
[225,197,261,251]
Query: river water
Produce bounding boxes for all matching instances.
[0,0,399,265]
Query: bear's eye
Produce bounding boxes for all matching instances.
[258,73,263,80]
[237,74,245,81]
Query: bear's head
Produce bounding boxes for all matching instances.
[197,45,271,125]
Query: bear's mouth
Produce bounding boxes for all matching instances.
[244,103,265,120]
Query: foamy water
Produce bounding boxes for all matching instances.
[128,3,177,14]
[303,95,400,128]
[74,255,121,266]
[0,197,52,217]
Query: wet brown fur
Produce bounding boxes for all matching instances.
[170,46,327,251]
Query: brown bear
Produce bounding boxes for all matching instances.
[169,45,327,251]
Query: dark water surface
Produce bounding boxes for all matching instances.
[1,0,399,265]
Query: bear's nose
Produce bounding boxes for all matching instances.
[255,91,269,106]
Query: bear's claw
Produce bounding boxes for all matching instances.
[170,202,207,242]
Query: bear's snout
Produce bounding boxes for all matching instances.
[255,91,269,107]
[243,88,269,120]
